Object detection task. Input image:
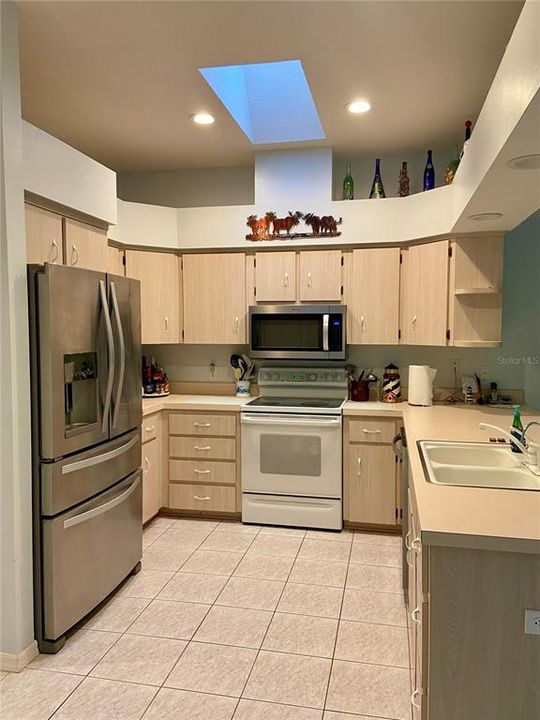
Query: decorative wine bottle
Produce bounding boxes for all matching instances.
[423,150,435,191]
[369,158,386,199]
[460,120,473,159]
[342,163,354,200]
[398,161,409,197]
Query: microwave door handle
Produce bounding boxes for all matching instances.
[322,314,329,351]
[110,281,125,429]
[99,280,115,433]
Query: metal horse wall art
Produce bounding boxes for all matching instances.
[245,211,342,241]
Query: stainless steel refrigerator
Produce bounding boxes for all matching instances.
[28,263,143,653]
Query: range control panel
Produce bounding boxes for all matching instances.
[258,367,348,388]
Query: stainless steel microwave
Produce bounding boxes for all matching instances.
[249,305,346,360]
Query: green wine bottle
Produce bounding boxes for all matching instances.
[369,158,386,199]
[343,163,354,200]
[511,404,524,453]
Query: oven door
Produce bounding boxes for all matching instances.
[241,413,342,497]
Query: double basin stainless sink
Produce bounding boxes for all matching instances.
[418,441,540,491]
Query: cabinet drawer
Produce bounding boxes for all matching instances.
[348,418,396,444]
[169,412,236,437]
[169,483,236,513]
[169,459,236,486]
[142,414,160,444]
[169,436,236,460]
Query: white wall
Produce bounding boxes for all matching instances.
[0,1,36,666]
[22,121,117,224]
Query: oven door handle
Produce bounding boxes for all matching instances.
[322,314,329,351]
[241,415,341,428]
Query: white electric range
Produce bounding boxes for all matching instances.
[241,367,347,530]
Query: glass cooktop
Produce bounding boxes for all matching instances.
[246,396,344,409]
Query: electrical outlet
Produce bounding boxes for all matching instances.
[480,366,489,379]
[524,609,540,635]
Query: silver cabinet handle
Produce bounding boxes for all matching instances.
[405,530,413,551]
[194,495,210,501]
[99,280,115,433]
[144,456,149,471]
[412,315,417,326]
[412,607,421,624]
[71,244,79,265]
[62,435,138,475]
[193,422,211,428]
[322,313,329,351]
[363,428,382,434]
[233,316,239,334]
[50,240,59,262]
[307,271,312,288]
[194,445,211,451]
[144,425,155,432]
[411,690,420,710]
[164,316,169,332]
[63,474,140,529]
[110,281,125,429]
[356,456,362,476]
[284,272,289,287]
[194,468,211,474]
[360,315,366,332]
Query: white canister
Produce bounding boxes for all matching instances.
[235,380,251,398]
[408,365,437,406]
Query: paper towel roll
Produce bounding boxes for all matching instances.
[408,365,437,406]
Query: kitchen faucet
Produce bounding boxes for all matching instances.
[479,422,540,474]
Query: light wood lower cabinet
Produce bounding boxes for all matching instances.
[344,417,400,528]
[168,410,240,515]
[142,413,162,524]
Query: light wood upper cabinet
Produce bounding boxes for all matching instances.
[183,253,246,343]
[107,245,125,276]
[125,249,181,344]
[400,240,449,346]
[348,248,400,344]
[255,251,296,302]
[299,250,342,302]
[25,204,64,264]
[64,218,108,272]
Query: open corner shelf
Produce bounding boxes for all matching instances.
[452,340,503,348]
[454,287,502,296]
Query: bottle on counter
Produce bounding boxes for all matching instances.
[423,150,435,191]
[342,162,354,200]
[369,158,386,199]
[398,161,410,197]
[511,404,524,453]
[460,120,473,159]
[144,365,155,395]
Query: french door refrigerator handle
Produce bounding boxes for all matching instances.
[99,280,115,433]
[109,281,125,429]
[62,473,141,529]
[322,314,329,351]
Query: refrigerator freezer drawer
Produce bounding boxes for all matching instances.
[41,430,140,516]
[42,471,142,641]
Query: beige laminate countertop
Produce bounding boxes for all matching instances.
[142,394,540,552]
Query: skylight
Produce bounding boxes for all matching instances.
[199,60,325,145]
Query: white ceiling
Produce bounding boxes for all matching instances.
[18,0,524,172]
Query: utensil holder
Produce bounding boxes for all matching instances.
[350,380,369,402]
[235,380,251,398]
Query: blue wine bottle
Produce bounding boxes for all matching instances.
[423,150,435,191]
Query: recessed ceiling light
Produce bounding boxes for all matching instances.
[506,154,540,170]
[468,212,503,221]
[191,112,215,125]
[347,100,371,114]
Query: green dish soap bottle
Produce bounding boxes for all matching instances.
[511,404,524,453]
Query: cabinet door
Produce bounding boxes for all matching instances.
[349,248,400,344]
[345,444,397,525]
[125,250,181,344]
[400,241,449,346]
[64,218,108,272]
[299,250,342,302]
[183,253,246,343]
[142,436,160,524]
[255,251,296,302]
[107,245,125,276]
[25,204,63,264]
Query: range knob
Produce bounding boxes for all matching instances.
[309,373,317,382]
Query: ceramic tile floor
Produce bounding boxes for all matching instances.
[0,518,412,720]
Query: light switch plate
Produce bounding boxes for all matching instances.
[524,609,540,635]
